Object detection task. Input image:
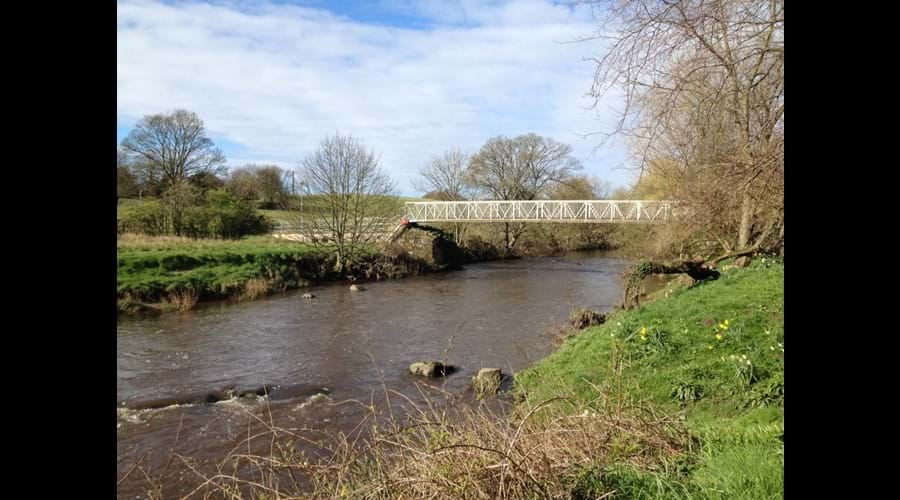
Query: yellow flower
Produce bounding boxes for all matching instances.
[341,485,349,497]
[640,327,648,335]
[715,333,723,341]
[707,345,714,350]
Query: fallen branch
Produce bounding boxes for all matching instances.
[709,219,779,264]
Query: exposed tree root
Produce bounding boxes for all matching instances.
[622,259,720,310]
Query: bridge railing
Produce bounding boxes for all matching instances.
[404,200,678,223]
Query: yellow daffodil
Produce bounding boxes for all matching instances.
[715,333,723,341]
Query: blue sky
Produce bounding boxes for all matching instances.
[117,0,635,195]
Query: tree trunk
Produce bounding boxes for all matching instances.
[778,223,784,256]
[738,193,753,249]
[504,222,511,252]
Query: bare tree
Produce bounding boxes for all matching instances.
[255,165,289,209]
[117,148,128,169]
[467,133,581,250]
[120,109,227,193]
[414,148,470,201]
[582,0,784,255]
[553,175,611,201]
[297,134,398,273]
[226,164,289,208]
[546,175,613,250]
[226,167,259,201]
[413,148,471,243]
[116,148,139,200]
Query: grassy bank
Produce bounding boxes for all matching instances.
[117,235,328,310]
[116,234,430,312]
[515,257,784,497]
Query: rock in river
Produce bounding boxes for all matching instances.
[301,293,315,299]
[472,368,502,395]
[350,284,365,292]
[409,361,456,377]
[570,309,606,330]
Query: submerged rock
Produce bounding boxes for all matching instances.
[409,361,456,377]
[472,368,502,396]
[301,293,315,299]
[350,284,365,292]
[237,385,275,399]
[674,274,697,287]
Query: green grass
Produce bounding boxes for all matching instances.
[117,234,335,303]
[257,209,299,225]
[516,257,784,498]
[117,234,304,252]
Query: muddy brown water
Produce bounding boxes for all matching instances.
[117,251,665,498]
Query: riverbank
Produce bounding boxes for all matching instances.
[515,257,784,497]
[116,231,606,314]
[300,257,784,498]
[117,234,434,313]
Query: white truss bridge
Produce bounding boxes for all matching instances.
[272,200,678,244]
[403,200,676,224]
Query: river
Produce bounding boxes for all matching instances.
[117,250,659,498]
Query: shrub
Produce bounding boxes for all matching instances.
[119,200,169,236]
[205,189,273,239]
[117,190,273,239]
[179,206,214,239]
[461,235,504,262]
[239,277,273,300]
[161,288,199,311]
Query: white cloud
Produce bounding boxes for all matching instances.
[117,0,636,194]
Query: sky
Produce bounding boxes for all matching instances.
[117,0,637,196]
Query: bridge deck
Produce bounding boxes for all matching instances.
[404,200,675,224]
